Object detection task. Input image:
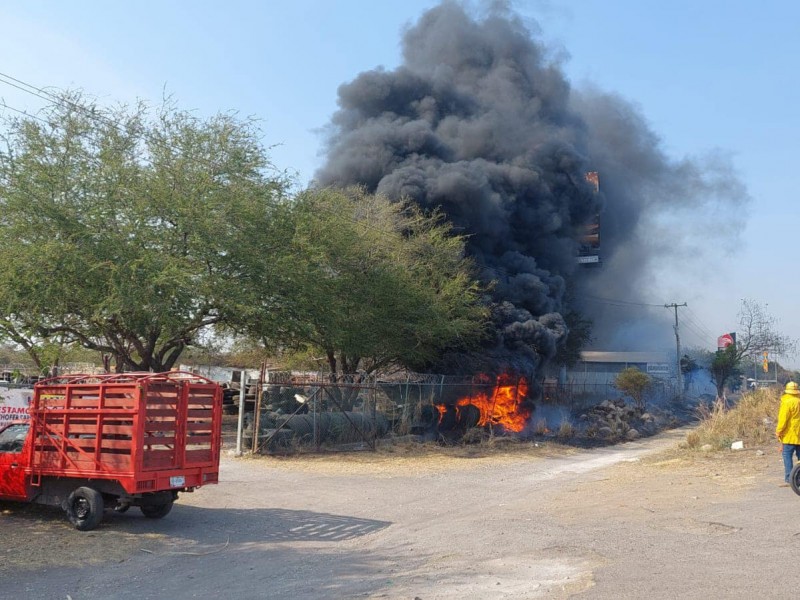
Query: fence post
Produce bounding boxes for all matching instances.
[235,369,246,456]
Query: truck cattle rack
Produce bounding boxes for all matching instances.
[29,371,222,491]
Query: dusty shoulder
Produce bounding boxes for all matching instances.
[230,440,581,476]
[546,445,778,523]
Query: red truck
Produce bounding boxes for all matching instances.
[0,371,222,530]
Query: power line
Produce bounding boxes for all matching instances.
[681,309,713,335]
[0,70,161,134]
[577,292,718,347]
[680,321,715,348]
[684,306,716,338]
[0,72,64,110]
[0,71,266,173]
[681,318,715,347]
[683,314,713,340]
[0,100,51,126]
[576,293,665,308]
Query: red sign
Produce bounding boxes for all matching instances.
[717,333,735,349]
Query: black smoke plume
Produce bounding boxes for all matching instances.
[316,1,748,375]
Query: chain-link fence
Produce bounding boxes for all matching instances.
[251,372,537,453]
[542,379,677,409]
[246,371,681,454]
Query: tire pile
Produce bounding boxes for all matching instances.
[579,399,667,441]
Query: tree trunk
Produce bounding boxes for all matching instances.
[715,381,727,407]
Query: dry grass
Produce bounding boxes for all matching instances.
[685,388,779,450]
[557,418,575,440]
[532,418,549,435]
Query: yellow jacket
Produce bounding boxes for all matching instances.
[776,393,800,444]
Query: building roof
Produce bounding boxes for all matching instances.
[580,351,671,364]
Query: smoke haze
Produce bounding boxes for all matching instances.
[316,1,749,373]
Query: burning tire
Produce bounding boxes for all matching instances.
[456,403,482,430]
[65,486,105,531]
[411,404,440,434]
[437,405,458,430]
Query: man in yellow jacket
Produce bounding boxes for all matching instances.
[776,381,800,485]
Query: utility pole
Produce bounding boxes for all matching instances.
[665,302,688,399]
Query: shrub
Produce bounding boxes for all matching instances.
[615,367,651,410]
[557,418,575,440]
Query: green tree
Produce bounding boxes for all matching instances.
[707,299,796,403]
[0,92,289,371]
[614,367,651,410]
[709,344,742,403]
[236,186,489,377]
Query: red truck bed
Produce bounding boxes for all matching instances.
[30,371,222,494]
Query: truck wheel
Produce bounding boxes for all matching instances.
[140,500,174,519]
[66,487,105,531]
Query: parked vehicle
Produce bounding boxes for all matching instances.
[0,371,222,530]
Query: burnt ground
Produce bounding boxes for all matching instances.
[2,425,799,599]
[234,390,702,455]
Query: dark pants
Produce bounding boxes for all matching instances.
[782,444,800,482]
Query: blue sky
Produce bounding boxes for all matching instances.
[1,1,798,365]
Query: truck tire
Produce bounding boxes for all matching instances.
[140,500,174,519]
[66,487,105,531]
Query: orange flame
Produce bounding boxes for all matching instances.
[445,374,530,433]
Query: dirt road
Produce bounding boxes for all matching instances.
[1,429,796,599]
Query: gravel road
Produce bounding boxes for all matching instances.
[1,427,796,599]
